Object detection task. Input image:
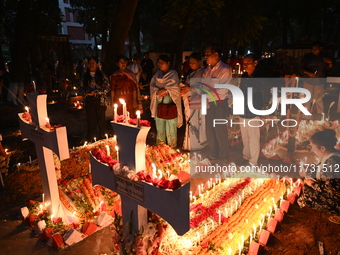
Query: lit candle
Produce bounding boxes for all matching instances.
[241,235,245,249]
[105,133,108,140]
[259,220,263,232]
[253,223,257,237]
[45,117,49,125]
[39,204,43,212]
[152,163,156,178]
[32,80,36,92]
[25,106,29,113]
[210,219,214,229]
[42,193,45,205]
[83,141,88,147]
[321,112,325,122]
[238,243,242,255]
[115,146,119,161]
[249,232,253,244]
[127,111,130,120]
[72,211,76,223]
[113,135,116,142]
[198,154,202,161]
[94,137,96,142]
[198,184,201,196]
[29,156,32,164]
[114,104,118,122]
[106,145,110,156]
[119,99,127,122]
[136,110,141,128]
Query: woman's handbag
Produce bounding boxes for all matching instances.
[157,97,177,119]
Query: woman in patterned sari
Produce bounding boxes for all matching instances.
[298,129,340,224]
[110,55,141,118]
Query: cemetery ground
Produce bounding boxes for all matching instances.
[0,93,340,255]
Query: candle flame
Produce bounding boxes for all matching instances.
[25,106,29,113]
[136,110,141,117]
[119,99,126,104]
[114,103,118,109]
[115,146,119,151]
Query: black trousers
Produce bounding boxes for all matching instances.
[205,99,230,160]
[85,96,107,141]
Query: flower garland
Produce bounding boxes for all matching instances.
[145,143,190,176]
[137,170,182,190]
[115,115,151,127]
[193,179,286,255]
[189,178,251,228]
[22,112,32,122]
[58,175,100,219]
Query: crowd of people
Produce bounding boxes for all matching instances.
[1,42,340,224]
[77,45,340,225]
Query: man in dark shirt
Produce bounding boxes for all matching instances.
[300,42,333,113]
[238,54,271,165]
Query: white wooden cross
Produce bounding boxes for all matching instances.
[18,94,69,217]
[91,122,190,235]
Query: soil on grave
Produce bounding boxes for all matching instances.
[0,94,340,255]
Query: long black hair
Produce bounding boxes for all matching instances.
[83,56,104,87]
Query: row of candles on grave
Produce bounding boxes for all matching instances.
[188,177,300,255]
[113,99,141,127]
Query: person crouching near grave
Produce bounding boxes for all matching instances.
[298,129,340,224]
[237,54,271,166]
[80,56,109,142]
[150,54,183,148]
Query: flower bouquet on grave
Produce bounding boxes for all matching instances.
[22,112,32,123]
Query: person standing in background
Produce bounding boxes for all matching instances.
[150,55,182,148]
[202,44,232,162]
[110,55,141,119]
[181,52,206,151]
[80,56,109,142]
[300,42,333,114]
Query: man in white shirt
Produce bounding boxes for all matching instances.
[202,45,232,161]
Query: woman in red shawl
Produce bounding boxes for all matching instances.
[110,55,141,118]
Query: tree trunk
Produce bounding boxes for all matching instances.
[11,0,32,83]
[173,14,191,76]
[131,6,141,58]
[102,0,138,75]
[0,45,5,70]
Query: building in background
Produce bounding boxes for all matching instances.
[58,0,96,60]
